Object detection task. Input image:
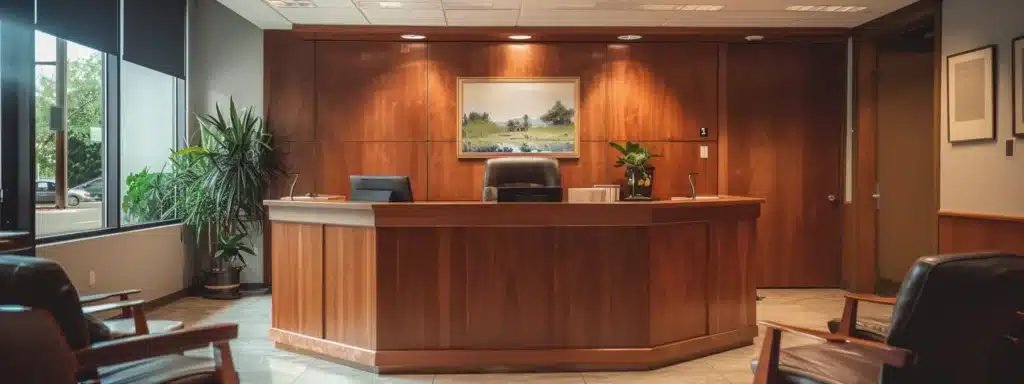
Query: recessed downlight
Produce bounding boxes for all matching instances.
[618,35,643,41]
[401,34,426,40]
[745,35,765,42]
[379,1,402,8]
[508,35,532,40]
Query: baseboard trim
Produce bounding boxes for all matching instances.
[269,326,757,374]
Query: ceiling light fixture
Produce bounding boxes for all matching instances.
[401,34,426,40]
[618,35,643,41]
[264,0,317,7]
[678,5,726,11]
[785,5,867,12]
[639,4,679,11]
[745,35,765,42]
[508,35,532,40]
[379,1,402,8]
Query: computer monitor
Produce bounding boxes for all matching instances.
[349,176,414,202]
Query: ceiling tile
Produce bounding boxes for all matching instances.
[276,6,369,24]
[443,0,522,9]
[217,0,292,29]
[310,0,359,7]
[367,17,448,25]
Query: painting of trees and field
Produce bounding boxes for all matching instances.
[458,79,579,157]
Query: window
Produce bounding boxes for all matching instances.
[34,31,108,237]
[120,61,180,226]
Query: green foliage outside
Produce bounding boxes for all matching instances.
[461,101,576,153]
[36,55,104,187]
[122,168,174,224]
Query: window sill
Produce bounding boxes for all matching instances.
[36,219,183,245]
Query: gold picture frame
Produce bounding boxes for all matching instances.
[457,77,581,159]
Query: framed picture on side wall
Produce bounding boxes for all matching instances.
[457,77,580,158]
[1014,36,1024,137]
[947,45,997,143]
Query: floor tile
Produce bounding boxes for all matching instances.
[147,288,867,384]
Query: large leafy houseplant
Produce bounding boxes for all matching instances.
[122,167,172,224]
[164,99,282,298]
[609,141,661,199]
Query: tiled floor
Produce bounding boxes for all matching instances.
[151,289,892,383]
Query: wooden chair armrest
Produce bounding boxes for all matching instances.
[837,293,896,338]
[845,292,897,305]
[82,299,145,315]
[759,321,912,367]
[79,289,142,304]
[82,299,150,334]
[75,323,239,370]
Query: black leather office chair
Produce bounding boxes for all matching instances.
[0,255,239,383]
[751,252,1024,384]
[481,157,561,201]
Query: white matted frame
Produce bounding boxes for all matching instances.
[947,45,996,143]
[1013,36,1024,137]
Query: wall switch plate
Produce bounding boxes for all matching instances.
[699,145,709,159]
[1007,139,1014,157]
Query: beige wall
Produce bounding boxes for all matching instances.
[940,0,1024,215]
[37,225,189,301]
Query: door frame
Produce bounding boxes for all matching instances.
[845,0,942,293]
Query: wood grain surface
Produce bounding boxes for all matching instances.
[270,222,324,337]
[726,42,846,288]
[938,212,1024,254]
[268,200,761,372]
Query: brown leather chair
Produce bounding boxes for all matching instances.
[0,305,239,383]
[481,157,561,201]
[751,252,1024,384]
[0,255,239,383]
[81,289,184,341]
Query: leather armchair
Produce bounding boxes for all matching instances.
[481,157,561,201]
[0,306,239,383]
[80,289,183,341]
[0,255,238,383]
[752,252,1024,384]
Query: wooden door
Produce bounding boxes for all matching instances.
[727,43,846,287]
[876,50,937,287]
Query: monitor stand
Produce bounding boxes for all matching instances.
[350,190,393,202]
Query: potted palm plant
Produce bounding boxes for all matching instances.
[163,99,281,299]
[609,141,661,200]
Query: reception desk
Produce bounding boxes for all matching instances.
[265,197,762,373]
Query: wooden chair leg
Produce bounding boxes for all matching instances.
[213,341,239,384]
[838,297,859,336]
[119,293,133,318]
[753,327,782,384]
[131,307,150,335]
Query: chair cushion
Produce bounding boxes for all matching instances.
[104,319,184,339]
[750,342,884,384]
[826,317,890,342]
[98,354,219,384]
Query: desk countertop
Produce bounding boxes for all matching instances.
[265,195,764,227]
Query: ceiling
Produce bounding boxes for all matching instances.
[217,0,917,30]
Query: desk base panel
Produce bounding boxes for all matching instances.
[269,326,757,374]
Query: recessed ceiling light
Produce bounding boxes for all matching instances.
[745,35,765,41]
[785,5,867,12]
[508,35,532,40]
[264,0,317,7]
[618,35,643,41]
[401,34,426,40]
[679,5,726,11]
[379,1,402,8]
[445,0,495,9]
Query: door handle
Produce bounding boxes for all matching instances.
[827,194,837,203]
[872,193,881,199]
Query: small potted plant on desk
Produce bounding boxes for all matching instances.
[609,141,661,200]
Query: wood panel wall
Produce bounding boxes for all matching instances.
[938,212,1024,254]
[265,31,721,200]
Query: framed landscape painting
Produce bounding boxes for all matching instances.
[947,45,996,143]
[458,77,580,158]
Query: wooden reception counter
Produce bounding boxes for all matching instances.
[265,197,763,373]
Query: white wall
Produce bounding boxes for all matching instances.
[940,0,1024,215]
[37,225,189,301]
[189,0,266,284]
